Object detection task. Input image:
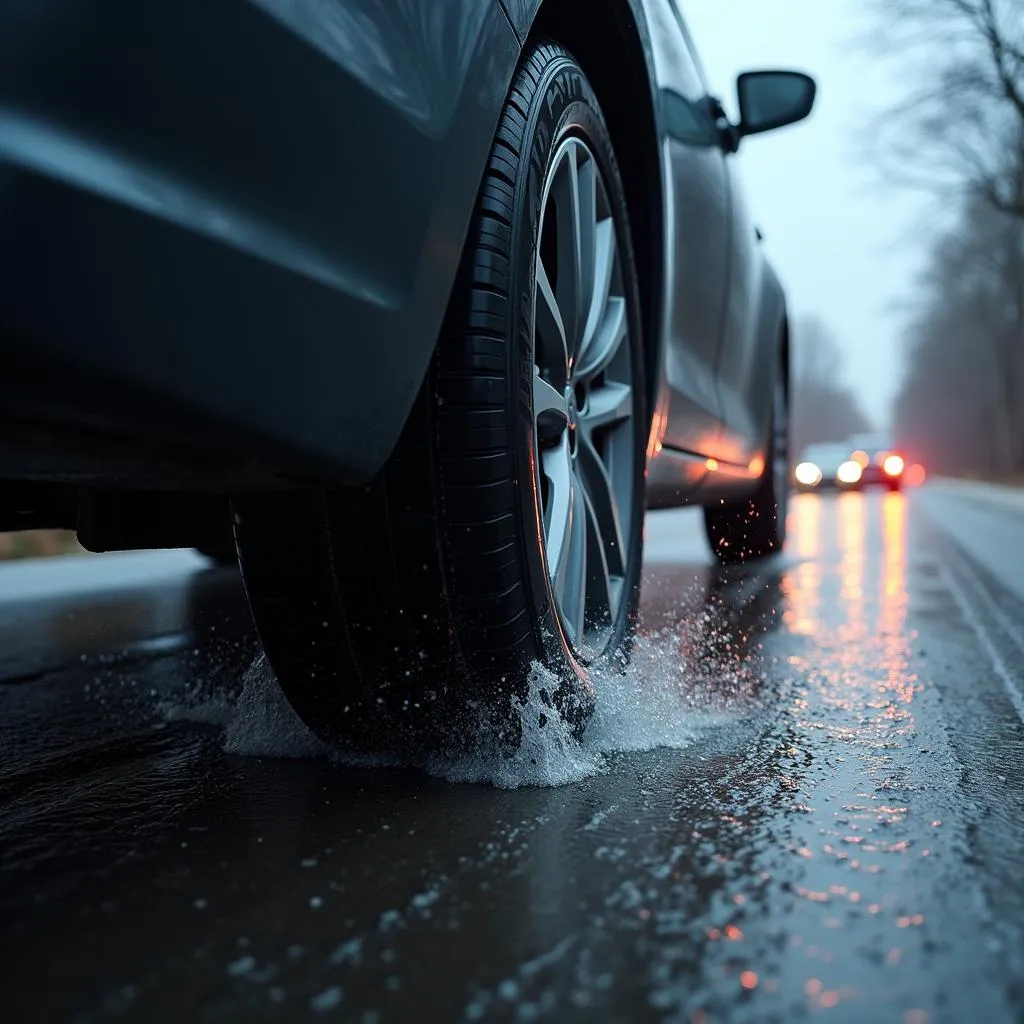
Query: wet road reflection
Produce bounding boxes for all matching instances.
[2,490,1024,1022]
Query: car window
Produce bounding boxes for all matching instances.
[803,444,850,462]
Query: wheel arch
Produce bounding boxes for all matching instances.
[779,308,791,402]
[753,256,790,452]
[777,307,791,471]
[523,0,666,428]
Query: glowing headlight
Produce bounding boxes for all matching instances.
[836,460,863,484]
[795,462,822,486]
[883,454,905,476]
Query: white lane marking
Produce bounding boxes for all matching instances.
[939,555,1024,725]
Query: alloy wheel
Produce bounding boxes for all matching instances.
[532,136,636,659]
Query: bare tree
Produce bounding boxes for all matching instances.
[862,0,1024,220]
[790,316,872,456]
[893,193,1024,474]
[861,0,1024,476]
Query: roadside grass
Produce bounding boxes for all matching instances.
[0,530,86,561]
[954,472,1024,488]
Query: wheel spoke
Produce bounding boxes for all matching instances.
[582,380,632,433]
[535,254,569,376]
[553,468,587,642]
[582,487,616,631]
[576,294,626,383]
[578,434,626,578]
[577,218,617,376]
[542,436,573,574]
[553,146,596,360]
[575,153,598,362]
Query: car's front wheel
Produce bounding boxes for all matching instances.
[233,42,647,752]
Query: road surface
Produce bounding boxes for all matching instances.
[2,482,1023,1023]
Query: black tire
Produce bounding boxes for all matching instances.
[703,370,788,565]
[233,42,647,753]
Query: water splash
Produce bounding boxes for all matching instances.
[185,612,759,789]
[223,655,330,760]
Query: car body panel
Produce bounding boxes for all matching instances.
[713,187,788,467]
[859,464,901,486]
[647,2,732,456]
[0,0,518,485]
[652,0,789,483]
[0,0,801,512]
[497,0,539,38]
[849,435,905,486]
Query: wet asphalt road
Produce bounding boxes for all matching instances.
[3,483,1024,1023]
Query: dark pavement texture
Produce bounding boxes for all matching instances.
[2,484,1024,1023]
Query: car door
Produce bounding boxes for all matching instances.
[644,0,733,457]
[712,161,778,466]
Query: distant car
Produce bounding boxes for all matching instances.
[847,434,906,491]
[794,443,864,491]
[0,2,815,748]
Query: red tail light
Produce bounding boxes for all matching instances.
[905,463,927,486]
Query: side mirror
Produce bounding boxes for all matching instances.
[736,71,816,140]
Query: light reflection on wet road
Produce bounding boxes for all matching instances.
[2,485,1024,1022]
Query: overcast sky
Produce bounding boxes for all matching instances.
[683,1,932,429]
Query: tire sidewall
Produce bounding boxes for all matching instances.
[508,52,647,682]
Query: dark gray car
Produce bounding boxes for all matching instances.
[0,0,815,747]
